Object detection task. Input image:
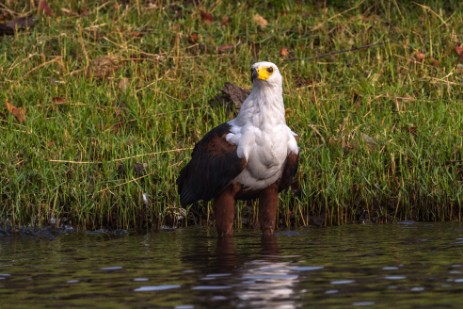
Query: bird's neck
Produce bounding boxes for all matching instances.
[235,84,286,128]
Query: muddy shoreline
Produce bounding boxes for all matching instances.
[0,222,132,238]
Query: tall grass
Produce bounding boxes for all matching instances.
[1,0,463,230]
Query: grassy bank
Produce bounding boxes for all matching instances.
[2,0,463,231]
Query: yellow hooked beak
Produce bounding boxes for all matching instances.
[251,66,274,81]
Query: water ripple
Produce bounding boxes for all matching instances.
[206,273,231,278]
[100,266,123,271]
[290,266,323,271]
[384,276,406,280]
[191,285,232,290]
[382,266,399,270]
[242,274,299,280]
[331,280,355,285]
[134,285,181,292]
[352,301,375,306]
[325,289,339,294]
[133,278,149,282]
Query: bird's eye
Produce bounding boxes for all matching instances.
[267,67,274,73]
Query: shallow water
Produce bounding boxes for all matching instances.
[1,222,463,308]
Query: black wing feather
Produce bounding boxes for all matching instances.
[177,123,246,206]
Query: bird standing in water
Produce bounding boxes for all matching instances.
[177,62,299,237]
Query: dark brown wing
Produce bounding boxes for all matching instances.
[177,123,246,206]
[278,151,299,191]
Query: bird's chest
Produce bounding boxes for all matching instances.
[252,132,284,162]
[242,127,288,178]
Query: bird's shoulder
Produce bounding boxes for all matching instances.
[192,122,237,156]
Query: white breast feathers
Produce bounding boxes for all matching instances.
[227,121,298,190]
[224,61,299,190]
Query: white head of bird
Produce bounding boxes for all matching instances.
[251,61,283,87]
[234,61,285,127]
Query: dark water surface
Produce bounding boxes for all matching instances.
[1,222,463,308]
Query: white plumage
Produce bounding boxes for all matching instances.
[226,62,299,190]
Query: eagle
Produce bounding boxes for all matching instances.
[177,61,299,237]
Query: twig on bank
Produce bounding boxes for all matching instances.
[23,56,63,78]
[98,172,153,193]
[49,147,193,164]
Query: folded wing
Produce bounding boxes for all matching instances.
[177,123,247,206]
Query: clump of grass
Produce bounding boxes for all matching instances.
[2,0,463,231]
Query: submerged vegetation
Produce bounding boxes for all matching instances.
[2,0,463,231]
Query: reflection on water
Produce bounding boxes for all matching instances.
[1,222,463,307]
[213,236,302,308]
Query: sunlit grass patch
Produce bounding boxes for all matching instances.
[2,1,463,231]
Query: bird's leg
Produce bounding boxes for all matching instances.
[213,183,240,237]
[258,183,279,236]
